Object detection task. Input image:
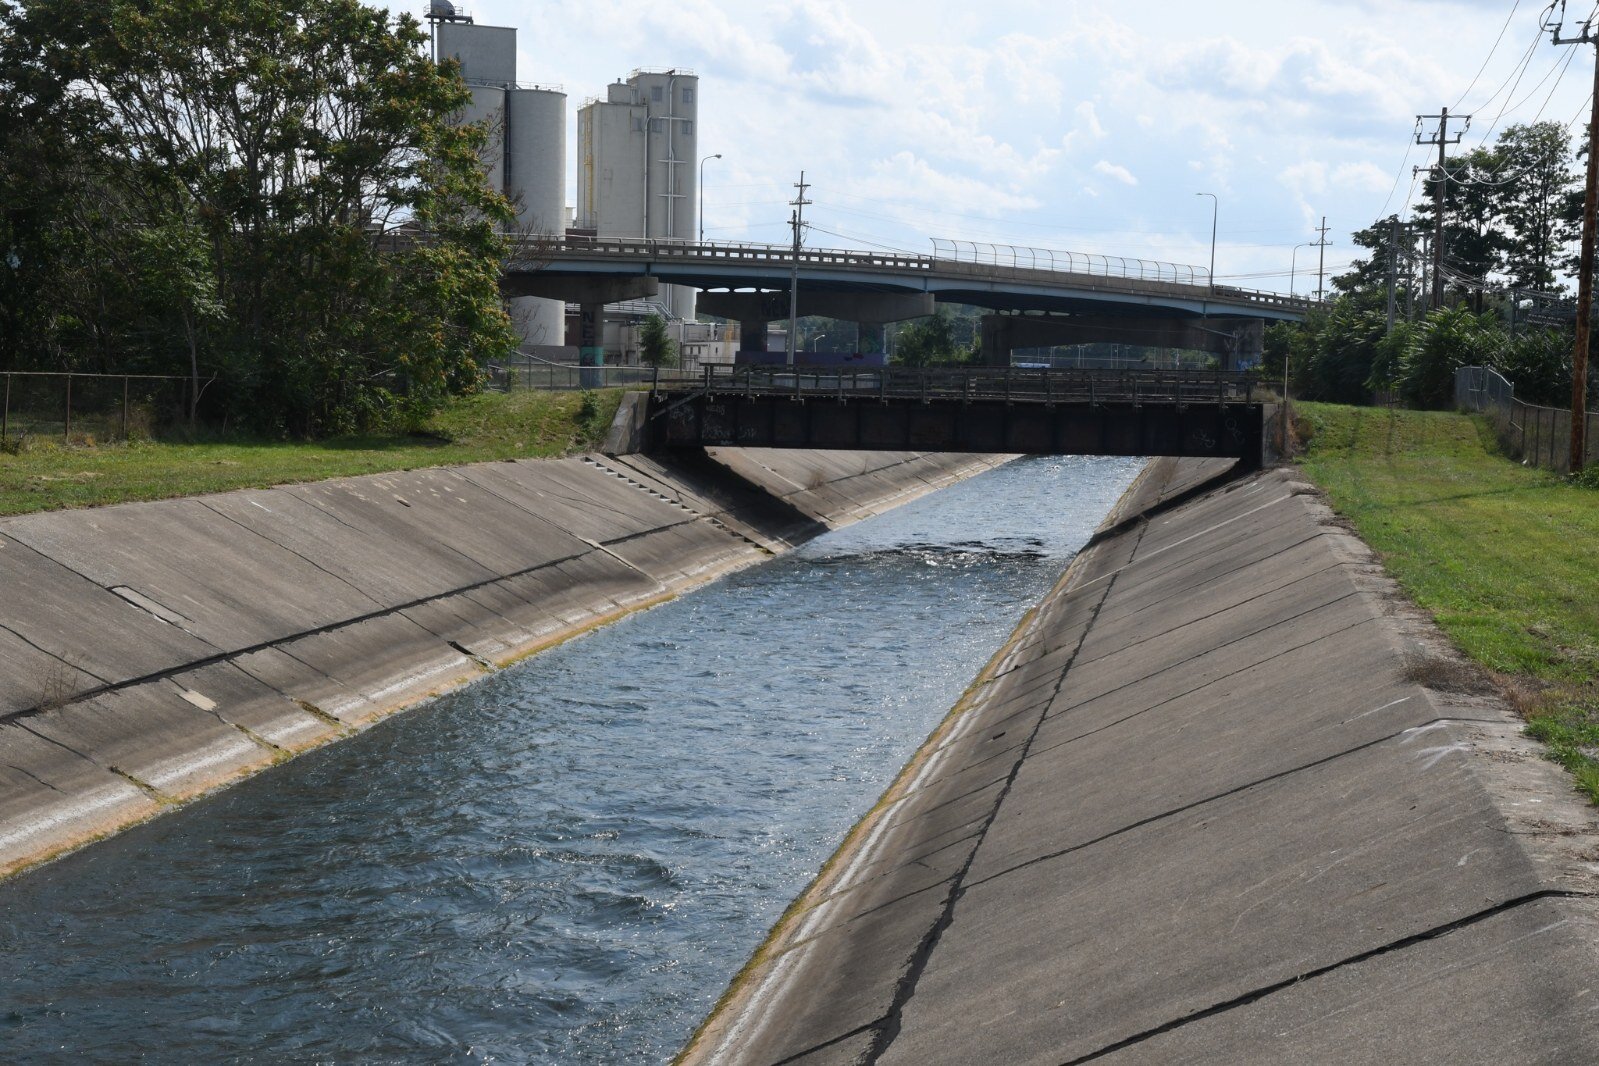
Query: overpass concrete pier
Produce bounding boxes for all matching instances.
[681,459,1599,1064]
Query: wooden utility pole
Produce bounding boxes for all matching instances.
[786,172,811,367]
[1550,11,1597,473]
[1415,108,1468,312]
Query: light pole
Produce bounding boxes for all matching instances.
[812,333,828,352]
[1289,242,1316,298]
[1196,192,1218,291]
[698,153,721,245]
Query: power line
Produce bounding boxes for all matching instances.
[1455,0,1526,110]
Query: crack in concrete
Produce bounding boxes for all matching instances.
[860,522,1152,1064]
[196,499,387,612]
[964,716,1470,894]
[1045,590,1366,722]
[1058,889,1598,1065]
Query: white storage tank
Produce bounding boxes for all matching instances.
[461,84,506,192]
[505,87,566,352]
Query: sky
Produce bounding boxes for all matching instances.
[430,0,1597,294]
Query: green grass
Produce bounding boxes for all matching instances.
[0,388,625,516]
[1296,402,1599,800]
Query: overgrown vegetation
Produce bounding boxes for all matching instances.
[1297,403,1599,800]
[0,389,623,516]
[0,0,517,436]
[1270,119,1593,411]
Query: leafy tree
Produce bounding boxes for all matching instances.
[0,0,517,433]
[1399,307,1502,409]
[639,314,678,368]
[1498,122,1577,293]
[893,309,972,366]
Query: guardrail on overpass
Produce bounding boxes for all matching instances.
[524,235,1312,315]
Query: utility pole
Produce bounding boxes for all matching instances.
[1548,6,1597,473]
[1415,107,1469,311]
[786,171,811,366]
[1385,216,1401,330]
[1313,217,1331,302]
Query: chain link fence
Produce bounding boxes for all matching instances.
[483,357,701,392]
[1,373,208,446]
[1456,365,1599,474]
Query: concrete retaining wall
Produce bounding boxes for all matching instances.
[684,459,1599,1065]
[0,448,1008,880]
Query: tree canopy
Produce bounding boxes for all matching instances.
[0,0,517,434]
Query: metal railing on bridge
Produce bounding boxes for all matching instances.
[656,364,1260,407]
[482,233,1318,316]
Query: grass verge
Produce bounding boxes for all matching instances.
[1296,402,1599,801]
[0,388,625,516]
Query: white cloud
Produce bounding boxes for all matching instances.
[1093,160,1139,186]
[454,0,1593,291]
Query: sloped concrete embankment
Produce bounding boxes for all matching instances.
[0,447,1008,880]
[684,459,1599,1065]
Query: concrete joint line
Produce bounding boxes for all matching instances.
[1058,889,1598,1065]
[0,618,113,687]
[1072,561,1350,671]
[196,499,387,612]
[860,518,1152,1064]
[0,546,597,726]
[1091,529,1337,623]
[966,716,1469,894]
[1048,590,1365,722]
[1040,613,1383,752]
[1071,493,1296,595]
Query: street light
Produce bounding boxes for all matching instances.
[1196,192,1218,291]
[699,153,722,245]
[812,333,828,352]
[1289,241,1316,298]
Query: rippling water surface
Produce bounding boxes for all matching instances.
[0,455,1140,1063]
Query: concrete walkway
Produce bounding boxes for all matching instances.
[682,459,1599,1065]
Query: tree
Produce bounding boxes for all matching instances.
[1498,122,1577,293]
[639,314,678,368]
[0,0,518,433]
[893,309,970,366]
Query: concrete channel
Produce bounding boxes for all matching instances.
[0,432,1008,880]
[681,457,1599,1065]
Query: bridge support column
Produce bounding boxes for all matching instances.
[740,320,770,355]
[981,316,1016,368]
[579,302,604,387]
[857,321,887,357]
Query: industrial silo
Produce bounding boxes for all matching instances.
[506,87,567,350]
[462,84,506,192]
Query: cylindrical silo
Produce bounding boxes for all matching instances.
[506,88,565,234]
[505,87,567,352]
[462,84,506,192]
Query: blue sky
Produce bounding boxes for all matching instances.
[436,0,1596,293]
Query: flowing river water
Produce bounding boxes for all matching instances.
[0,455,1141,1063]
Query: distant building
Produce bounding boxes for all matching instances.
[431,17,568,353]
[576,70,701,320]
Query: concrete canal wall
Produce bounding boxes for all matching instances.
[683,458,1599,1065]
[0,446,1009,880]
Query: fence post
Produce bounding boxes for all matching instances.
[121,376,129,441]
[2,373,8,442]
[64,374,71,442]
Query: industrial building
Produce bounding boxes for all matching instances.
[430,9,568,354]
[576,70,701,320]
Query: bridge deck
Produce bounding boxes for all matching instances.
[647,367,1268,466]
